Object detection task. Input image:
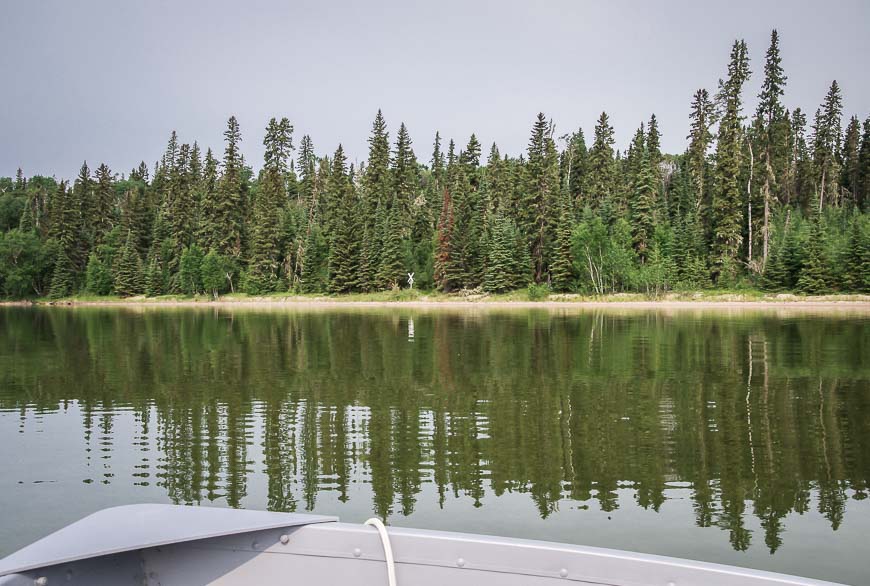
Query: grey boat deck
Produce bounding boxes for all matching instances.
[0,505,843,585]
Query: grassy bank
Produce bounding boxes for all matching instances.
[5,288,870,307]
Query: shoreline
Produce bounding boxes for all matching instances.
[4,293,870,312]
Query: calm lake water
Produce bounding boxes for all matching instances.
[0,306,868,584]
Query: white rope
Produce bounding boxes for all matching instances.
[364,517,397,586]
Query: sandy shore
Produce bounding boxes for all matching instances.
[5,294,870,313]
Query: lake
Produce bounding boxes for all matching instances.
[0,305,868,584]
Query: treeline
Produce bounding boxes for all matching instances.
[1,30,869,299]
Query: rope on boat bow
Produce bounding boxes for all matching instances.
[364,517,397,586]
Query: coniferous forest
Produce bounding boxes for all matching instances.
[1,31,869,300]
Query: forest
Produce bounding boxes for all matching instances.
[0,30,868,300]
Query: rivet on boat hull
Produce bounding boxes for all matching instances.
[353,548,362,558]
[456,557,466,568]
[280,534,290,545]
[559,568,568,578]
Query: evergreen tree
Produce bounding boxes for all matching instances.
[113,231,144,296]
[376,199,407,289]
[483,213,514,293]
[562,128,588,209]
[646,114,662,180]
[298,224,327,293]
[549,200,576,291]
[49,248,76,299]
[686,88,715,212]
[391,122,418,224]
[523,113,560,283]
[48,181,80,298]
[631,151,657,261]
[813,81,843,210]
[92,163,115,245]
[199,148,219,248]
[841,216,869,292]
[84,252,113,295]
[200,248,228,298]
[246,117,294,293]
[711,39,751,283]
[178,244,204,295]
[326,145,360,293]
[433,188,455,292]
[796,215,829,294]
[858,117,870,211]
[213,116,245,258]
[359,112,390,290]
[428,131,446,212]
[586,112,616,210]
[754,29,788,268]
[841,116,861,207]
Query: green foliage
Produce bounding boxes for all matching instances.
[178,244,204,295]
[299,225,328,293]
[571,212,638,294]
[526,283,549,300]
[796,217,830,294]
[376,202,408,290]
[201,249,231,298]
[113,231,144,297]
[246,117,293,294]
[84,252,113,296]
[840,215,870,292]
[0,230,55,298]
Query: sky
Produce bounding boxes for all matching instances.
[1,0,868,180]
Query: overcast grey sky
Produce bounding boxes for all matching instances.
[1,0,868,179]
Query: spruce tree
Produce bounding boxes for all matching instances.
[213,116,245,258]
[711,39,750,283]
[687,88,715,212]
[841,116,860,207]
[113,231,144,296]
[754,29,788,267]
[48,181,80,297]
[631,152,657,262]
[377,199,407,289]
[549,200,576,291]
[646,114,662,180]
[359,111,391,290]
[522,113,560,283]
[841,216,869,292]
[49,248,76,299]
[858,117,870,211]
[483,213,514,293]
[813,81,843,210]
[178,244,204,295]
[564,128,588,208]
[433,186,455,291]
[84,252,113,295]
[391,122,418,225]
[326,145,360,293]
[246,117,294,293]
[586,112,616,210]
[92,163,115,246]
[199,148,219,248]
[796,215,829,294]
[428,132,446,213]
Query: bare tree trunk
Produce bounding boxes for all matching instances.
[818,167,826,212]
[762,167,771,271]
[747,142,754,265]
